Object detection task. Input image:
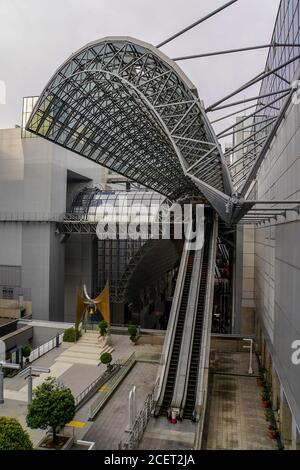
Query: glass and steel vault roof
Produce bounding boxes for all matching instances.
[71,186,168,223]
[26,36,232,203]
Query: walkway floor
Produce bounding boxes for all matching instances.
[202,352,277,450]
[139,417,196,450]
[0,332,162,446]
[79,361,159,449]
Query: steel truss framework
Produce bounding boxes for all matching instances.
[25,16,300,225]
[67,187,180,303]
[26,37,233,217]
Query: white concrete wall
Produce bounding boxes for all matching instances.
[242,225,255,309]
[255,93,300,430]
[0,223,22,266]
[0,127,107,320]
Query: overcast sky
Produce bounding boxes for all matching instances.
[0,0,280,141]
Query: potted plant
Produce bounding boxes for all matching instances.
[257,366,266,387]
[128,324,138,344]
[265,408,273,422]
[267,424,279,440]
[264,407,279,440]
[98,320,108,338]
[261,388,271,408]
[22,345,31,366]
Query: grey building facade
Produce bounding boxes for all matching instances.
[0,123,107,321]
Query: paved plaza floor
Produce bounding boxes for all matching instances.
[0,334,278,450]
[80,361,159,449]
[139,417,196,450]
[0,332,162,446]
[202,352,278,450]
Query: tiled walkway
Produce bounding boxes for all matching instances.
[139,417,196,450]
[81,362,158,449]
[0,332,162,446]
[202,352,277,450]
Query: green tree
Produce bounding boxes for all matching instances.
[98,320,108,337]
[100,352,112,371]
[26,377,75,443]
[0,417,33,450]
[128,324,138,343]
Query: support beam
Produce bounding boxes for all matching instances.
[173,43,300,61]
[218,116,276,139]
[244,200,300,204]
[217,92,289,137]
[227,137,265,164]
[208,88,290,113]
[211,103,262,124]
[156,0,238,48]
[224,132,267,156]
[206,54,300,112]
[240,81,299,197]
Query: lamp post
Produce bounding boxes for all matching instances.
[0,361,21,404]
[243,338,254,375]
[19,366,51,404]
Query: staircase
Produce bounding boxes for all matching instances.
[56,330,114,366]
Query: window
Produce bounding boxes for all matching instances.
[2,287,14,299]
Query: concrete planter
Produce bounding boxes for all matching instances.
[74,440,95,450]
[36,433,74,450]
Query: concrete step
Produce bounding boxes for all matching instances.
[82,331,100,336]
[79,340,101,346]
[55,356,99,366]
[67,344,102,352]
[60,346,114,359]
[59,350,100,359]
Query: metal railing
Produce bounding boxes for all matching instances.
[74,363,121,410]
[89,353,136,420]
[29,333,63,362]
[119,379,160,450]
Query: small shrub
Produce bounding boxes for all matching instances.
[265,408,273,422]
[128,325,138,343]
[98,320,108,337]
[261,389,271,402]
[0,417,33,450]
[63,327,81,342]
[22,345,31,359]
[100,352,112,370]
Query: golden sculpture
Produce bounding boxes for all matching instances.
[75,281,110,330]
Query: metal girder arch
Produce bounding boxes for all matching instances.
[26,36,233,220]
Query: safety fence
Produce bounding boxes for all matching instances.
[29,333,63,362]
[74,362,121,411]
[89,353,136,420]
[118,379,159,450]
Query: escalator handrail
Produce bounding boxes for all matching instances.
[193,214,218,421]
[154,237,191,409]
[178,222,210,415]
[170,231,205,412]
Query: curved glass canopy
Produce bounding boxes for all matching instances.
[26,36,233,206]
[71,187,168,224]
[69,186,178,304]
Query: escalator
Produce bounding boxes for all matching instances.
[183,222,211,420]
[159,251,195,416]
